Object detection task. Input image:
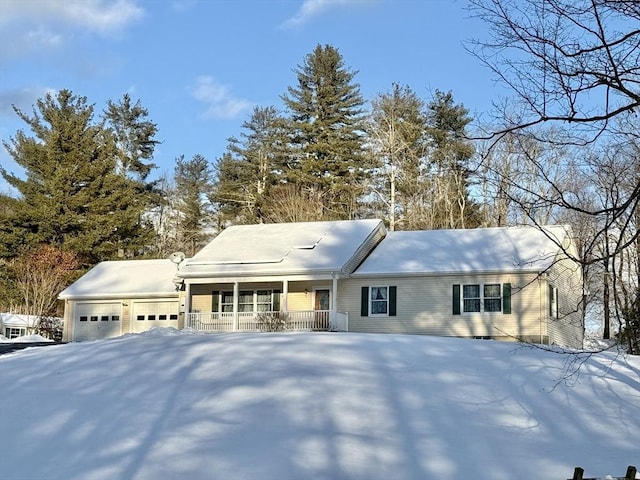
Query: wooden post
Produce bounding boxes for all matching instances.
[572,467,584,480]
[625,466,637,480]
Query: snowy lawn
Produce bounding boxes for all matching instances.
[0,330,638,480]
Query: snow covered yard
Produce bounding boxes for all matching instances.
[0,330,638,480]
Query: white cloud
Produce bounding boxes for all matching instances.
[0,0,144,32]
[0,0,143,58]
[282,0,375,28]
[188,76,252,119]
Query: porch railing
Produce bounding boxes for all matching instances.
[185,310,347,333]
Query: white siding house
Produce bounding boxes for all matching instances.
[1,313,40,339]
[60,220,584,348]
[344,226,583,347]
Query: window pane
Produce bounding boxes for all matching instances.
[371,287,387,300]
[238,303,254,312]
[484,298,502,312]
[463,299,481,312]
[484,284,500,298]
[256,290,271,303]
[371,300,388,314]
[238,291,253,303]
[463,284,480,298]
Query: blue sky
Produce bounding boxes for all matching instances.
[0,0,501,193]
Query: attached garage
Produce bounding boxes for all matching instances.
[74,302,122,341]
[59,259,182,342]
[131,300,179,333]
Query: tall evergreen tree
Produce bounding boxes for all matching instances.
[281,44,368,219]
[212,106,285,225]
[173,154,215,256]
[104,93,159,181]
[424,90,478,229]
[1,90,156,264]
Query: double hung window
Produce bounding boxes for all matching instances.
[483,284,502,312]
[360,286,397,317]
[453,283,511,314]
[370,286,389,315]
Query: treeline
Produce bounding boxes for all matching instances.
[1,0,639,353]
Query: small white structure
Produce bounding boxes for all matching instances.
[0,313,40,339]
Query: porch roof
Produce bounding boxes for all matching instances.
[352,225,572,276]
[176,219,385,279]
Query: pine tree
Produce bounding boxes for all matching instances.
[212,106,286,224]
[104,93,159,181]
[424,90,478,229]
[281,44,368,219]
[173,154,215,256]
[1,90,156,264]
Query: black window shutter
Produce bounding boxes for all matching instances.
[452,284,461,315]
[212,291,220,313]
[389,286,397,316]
[273,289,281,311]
[503,283,511,314]
[361,286,369,316]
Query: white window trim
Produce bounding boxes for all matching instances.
[461,283,502,314]
[369,285,390,317]
[218,289,277,314]
[312,288,331,312]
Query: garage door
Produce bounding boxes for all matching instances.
[131,300,179,333]
[75,302,122,341]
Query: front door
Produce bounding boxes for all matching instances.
[314,289,330,330]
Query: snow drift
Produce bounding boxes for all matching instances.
[0,330,638,480]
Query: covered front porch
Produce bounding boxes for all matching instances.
[182,278,349,333]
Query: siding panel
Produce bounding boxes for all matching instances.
[339,273,545,340]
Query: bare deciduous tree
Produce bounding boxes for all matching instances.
[7,245,79,338]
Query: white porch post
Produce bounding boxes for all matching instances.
[233,281,239,331]
[184,283,192,329]
[282,279,288,313]
[331,272,338,326]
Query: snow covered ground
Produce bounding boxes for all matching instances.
[0,333,53,343]
[1,329,638,480]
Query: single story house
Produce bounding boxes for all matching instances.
[60,219,584,348]
[1,313,40,339]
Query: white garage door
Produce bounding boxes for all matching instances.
[131,300,179,333]
[75,302,122,341]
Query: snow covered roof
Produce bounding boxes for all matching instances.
[58,259,180,300]
[0,313,40,328]
[352,225,573,276]
[177,219,385,278]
